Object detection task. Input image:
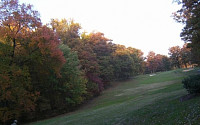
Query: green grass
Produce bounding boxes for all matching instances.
[121,94,200,125]
[27,68,200,125]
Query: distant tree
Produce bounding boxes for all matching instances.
[169,44,192,69]
[155,54,165,72]
[161,55,171,71]
[146,51,158,73]
[145,52,171,73]
[168,46,182,68]
[174,0,200,65]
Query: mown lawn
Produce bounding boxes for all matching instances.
[27,68,200,125]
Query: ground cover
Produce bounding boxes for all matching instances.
[27,68,200,125]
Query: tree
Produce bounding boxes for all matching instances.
[0,1,67,122]
[0,0,41,66]
[55,44,86,110]
[180,43,192,68]
[169,44,192,69]
[174,0,200,65]
[51,19,81,48]
[50,19,104,97]
[146,51,158,73]
[168,46,181,68]
[86,32,115,86]
[0,42,39,124]
[0,0,42,123]
[161,55,171,71]
[145,52,171,73]
[77,38,103,96]
[127,47,145,74]
[112,45,135,80]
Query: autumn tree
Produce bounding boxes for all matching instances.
[146,51,158,73]
[0,1,67,123]
[50,19,103,97]
[168,44,192,68]
[168,46,182,68]
[85,32,115,86]
[0,0,41,66]
[51,19,81,48]
[0,0,41,123]
[0,1,147,123]
[25,26,66,114]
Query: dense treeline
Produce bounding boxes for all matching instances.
[145,43,193,73]
[0,0,145,124]
[0,0,197,124]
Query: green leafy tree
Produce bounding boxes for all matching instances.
[174,0,200,65]
[112,45,135,80]
[58,44,86,109]
[127,47,145,74]
[161,55,171,71]
[180,43,192,68]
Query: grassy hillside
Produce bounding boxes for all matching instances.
[27,68,200,125]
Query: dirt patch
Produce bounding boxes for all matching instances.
[182,68,194,72]
[149,74,156,76]
[180,93,200,102]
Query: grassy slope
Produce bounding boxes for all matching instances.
[28,69,200,125]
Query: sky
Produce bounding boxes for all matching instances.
[20,0,184,56]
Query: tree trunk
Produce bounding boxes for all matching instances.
[184,63,187,69]
[9,38,16,66]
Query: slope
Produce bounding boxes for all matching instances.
[27,68,200,125]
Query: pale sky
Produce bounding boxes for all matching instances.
[20,0,184,56]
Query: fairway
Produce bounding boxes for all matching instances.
[27,69,200,125]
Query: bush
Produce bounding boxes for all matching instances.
[182,75,200,94]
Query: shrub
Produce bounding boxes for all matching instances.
[182,75,200,94]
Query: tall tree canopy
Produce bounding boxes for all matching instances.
[174,0,200,65]
[0,0,41,65]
